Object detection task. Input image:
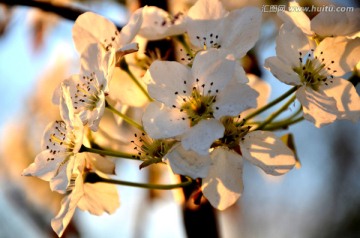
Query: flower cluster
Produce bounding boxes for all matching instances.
[22,0,359,236]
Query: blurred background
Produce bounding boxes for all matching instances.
[0,0,359,237]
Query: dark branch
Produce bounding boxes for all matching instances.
[0,0,123,29]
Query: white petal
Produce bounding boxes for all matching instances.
[241,131,296,175]
[277,1,313,35]
[276,24,312,67]
[87,93,106,132]
[50,156,75,193]
[191,49,236,93]
[59,83,76,127]
[22,150,69,181]
[147,60,192,107]
[118,7,143,46]
[80,44,106,80]
[139,6,186,40]
[87,153,116,175]
[213,79,259,119]
[221,7,262,58]
[181,119,224,155]
[72,12,117,54]
[296,86,338,127]
[186,18,223,50]
[78,173,120,215]
[242,74,271,116]
[165,143,211,179]
[51,173,83,237]
[108,67,148,107]
[142,102,189,139]
[322,78,360,122]
[315,37,360,77]
[233,64,249,84]
[311,9,360,38]
[202,147,243,210]
[187,0,228,20]
[264,57,301,86]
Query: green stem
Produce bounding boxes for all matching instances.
[244,86,298,121]
[85,172,193,190]
[263,116,304,131]
[119,58,153,101]
[80,145,138,160]
[105,101,144,131]
[255,94,297,130]
[261,104,302,128]
[174,35,194,58]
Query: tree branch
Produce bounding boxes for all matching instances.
[0,0,123,29]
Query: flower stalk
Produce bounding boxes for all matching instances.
[105,100,144,131]
[119,58,153,101]
[80,145,138,160]
[85,172,194,190]
[255,94,297,130]
[244,86,298,121]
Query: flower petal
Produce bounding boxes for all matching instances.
[109,67,148,107]
[181,119,224,155]
[165,143,211,179]
[315,37,360,77]
[241,131,296,175]
[51,172,83,237]
[72,12,118,54]
[277,1,313,35]
[242,74,271,116]
[311,9,360,38]
[213,78,259,119]
[142,102,189,139]
[51,194,80,237]
[139,6,186,40]
[147,60,192,107]
[22,150,70,181]
[50,156,75,193]
[87,153,116,175]
[264,56,301,86]
[117,7,143,46]
[78,173,120,215]
[321,78,360,122]
[220,7,262,58]
[187,0,228,20]
[276,24,312,67]
[296,86,338,127]
[202,147,243,210]
[191,49,236,93]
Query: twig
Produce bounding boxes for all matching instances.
[0,0,123,29]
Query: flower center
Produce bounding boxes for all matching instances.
[216,116,250,150]
[46,121,77,156]
[181,89,216,126]
[195,32,221,50]
[131,133,175,162]
[293,50,335,91]
[73,72,103,111]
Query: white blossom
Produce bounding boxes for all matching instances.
[265,25,360,127]
[51,153,119,237]
[186,0,261,58]
[142,49,258,155]
[278,1,360,39]
[22,119,83,193]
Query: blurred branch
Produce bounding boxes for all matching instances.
[0,0,123,29]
